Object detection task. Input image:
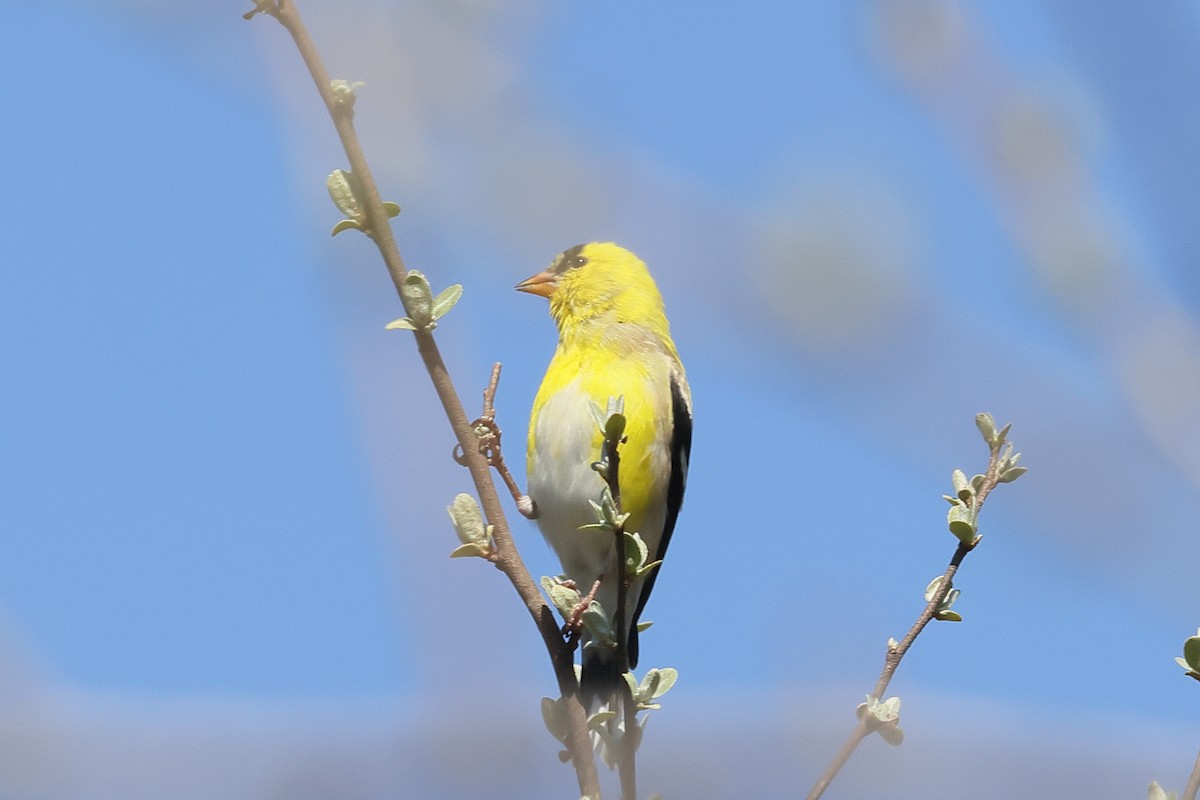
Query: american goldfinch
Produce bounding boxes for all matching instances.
[517,242,692,707]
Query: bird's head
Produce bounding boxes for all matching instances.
[515,242,668,335]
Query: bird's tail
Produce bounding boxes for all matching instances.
[580,648,624,713]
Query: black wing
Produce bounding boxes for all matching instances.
[627,369,692,669]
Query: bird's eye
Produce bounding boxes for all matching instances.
[571,255,589,269]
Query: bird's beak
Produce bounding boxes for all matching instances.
[515,269,558,298]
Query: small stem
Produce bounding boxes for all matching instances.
[806,722,870,800]
[872,541,971,700]
[600,420,637,798]
[270,1,408,293]
[609,436,628,680]
[619,677,638,800]
[805,428,1012,800]
[481,362,501,420]
[1183,746,1200,800]
[482,364,535,517]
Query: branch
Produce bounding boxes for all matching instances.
[599,410,638,800]
[806,414,1026,800]
[1184,747,1200,800]
[582,401,640,797]
[457,363,536,519]
[247,2,598,795]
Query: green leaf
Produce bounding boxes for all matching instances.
[624,532,649,573]
[605,411,627,443]
[581,602,615,646]
[587,710,617,729]
[879,725,904,746]
[385,317,416,331]
[585,493,625,530]
[947,504,977,544]
[995,422,1012,445]
[998,466,1028,484]
[924,576,945,603]
[400,270,434,330]
[935,609,963,622]
[858,695,901,723]
[431,284,463,321]
[326,169,362,218]
[1148,780,1178,800]
[449,542,489,559]
[447,493,488,546]
[645,667,678,699]
[635,559,662,579]
[540,697,568,743]
[1183,635,1200,671]
[587,402,609,434]
[951,468,972,501]
[540,576,582,620]
[330,218,363,237]
[382,201,401,218]
[329,79,365,109]
[975,413,997,445]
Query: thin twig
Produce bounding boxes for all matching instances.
[1183,746,1200,800]
[806,428,1011,800]
[462,363,535,518]
[871,541,972,701]
[600,421,638,800]
[806,724,869,800]
[251,3,598,794]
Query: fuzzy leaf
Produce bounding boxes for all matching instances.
[879,724,904,746]
[385,316,416,331]
[581,602,615,646]
[431,284,463,321]
[996,422,1012,445]
[330,218,363,237]
[624,532,649,572]
[1183,635,1200,671]
[329,79,365,109]
[947,504,977,544]
[604,411,627,443]
[587,402,609,433]
[326,169,361,218]
[975,413,997,445]
[998,466,1028,484]
[400,270,434,329]
[587,710,617,729]
[635,559,663,579]
[644,667,678,699]
[540,697,568,743]
[1148,780,1178,800]
[951,469,971,500]
[924,576,945,603]
[540,576,582,620]
[447,493,487,546]
[449,542,489,559]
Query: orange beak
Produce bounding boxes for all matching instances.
[514,269,558,298]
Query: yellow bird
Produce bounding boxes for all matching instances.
[517,242,692,707]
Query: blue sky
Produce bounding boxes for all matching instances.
[3,1,1200,798]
